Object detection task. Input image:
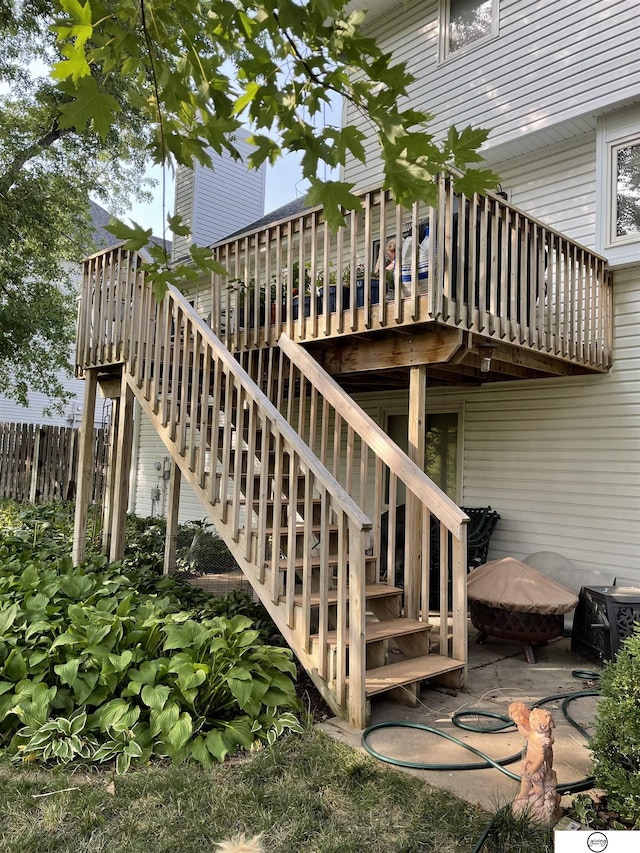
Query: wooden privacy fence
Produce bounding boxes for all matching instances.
[0,422,109,504]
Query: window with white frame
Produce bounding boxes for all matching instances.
[611,139,640,243]
[596,108,640,264]
[441,0,498,60]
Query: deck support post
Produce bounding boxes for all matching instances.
[163,459,181,575]
[109,374,134,562]
[347,524,367,729]
[406,366,427,620]
[101,391,121,557]
[72,369,98,566]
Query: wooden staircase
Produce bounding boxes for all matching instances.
[74,246,469,728]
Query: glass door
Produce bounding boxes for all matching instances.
[385,410,460,503]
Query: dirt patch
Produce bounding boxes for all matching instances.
[294,661,333,724]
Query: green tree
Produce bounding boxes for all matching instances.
[0,0,152,410]
[51,0,498,297]
[2,0,498,410]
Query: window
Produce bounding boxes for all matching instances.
[384,408,462,504]
[441,0,498,60]
[425,412,459,502]
[611,140,640,242]
[596,107,640,264]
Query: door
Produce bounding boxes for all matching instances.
[385,410,460,503]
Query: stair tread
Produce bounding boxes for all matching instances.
[274,554,377,570]
[292,583,402,606]
[315,617,432,646]
[357,655,466,697]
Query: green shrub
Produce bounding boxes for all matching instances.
[590,624,640,827]
[0,505,301,772]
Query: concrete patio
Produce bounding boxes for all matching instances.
[318,625,602,814]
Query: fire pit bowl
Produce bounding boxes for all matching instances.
[467,557,579,663]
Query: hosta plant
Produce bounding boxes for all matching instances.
[0,507,302,772]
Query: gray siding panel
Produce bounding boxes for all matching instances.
[346,0,640,188]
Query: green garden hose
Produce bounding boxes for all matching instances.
[360,670,601,851]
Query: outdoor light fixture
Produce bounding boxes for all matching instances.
[480,355,492,372]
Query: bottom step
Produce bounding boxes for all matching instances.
[360,655,465,697]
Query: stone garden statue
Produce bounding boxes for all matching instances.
[508,701,562,825]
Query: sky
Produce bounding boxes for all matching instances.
[124,93,343,238]
[125,151,310,238]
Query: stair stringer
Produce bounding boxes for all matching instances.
[117,288,370,727]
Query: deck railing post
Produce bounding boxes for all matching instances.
[348,522,367,730]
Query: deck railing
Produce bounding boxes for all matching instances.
[75,246,470,724]
[238,337,469,663]
[212,175,612,371]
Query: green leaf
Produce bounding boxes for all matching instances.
[105,219,153,251]
[115,751,132,774]
[3,650,27,682]
[57,77,121,140]
[54,658,80,687]
[205,728,229,762]
[166,712,193,750]
[69,710,87,735]
[166,213,191,237]
[95,698,132,731]
[149,701,180,738]
[223,718,253,749]
[141,684,171,712]
[305,180,361,231]
[190,735,214,768]
[0,604,19,637]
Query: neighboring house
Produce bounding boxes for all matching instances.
[0,200,117,431]
[72,1,640,728]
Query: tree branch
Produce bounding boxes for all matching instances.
[0,124,73,197]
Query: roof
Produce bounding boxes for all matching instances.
[89,199,172,254]
[89,199,116,248]
[218,194,312,243]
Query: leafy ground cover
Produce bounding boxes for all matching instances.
[0,501,301,772]
[0,500,575,850]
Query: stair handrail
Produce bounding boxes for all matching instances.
[277,333,467,536]
[164,286,371,531]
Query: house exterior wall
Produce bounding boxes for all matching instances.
[345,0,640,189]
[0,371,108,430]
[352,268,639,591]
[172,127,267,262]
[131,413,209,524]
[152,2,640,594]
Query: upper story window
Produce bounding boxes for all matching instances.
[596,107,640,265]
[441,0,499,60]
[611,140,640,242]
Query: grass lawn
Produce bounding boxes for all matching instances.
[0,728,552,853]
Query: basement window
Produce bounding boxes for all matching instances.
[440,0,499,61]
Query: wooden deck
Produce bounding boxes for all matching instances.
[207,175,612,388]
[72,176,613,728]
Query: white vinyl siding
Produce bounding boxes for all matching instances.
[172,128,266,263]
[352,268,640,590]
[0,378,107,429]
[131,414,209,525]
[495,133,597,248]
[345,0,640,189]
